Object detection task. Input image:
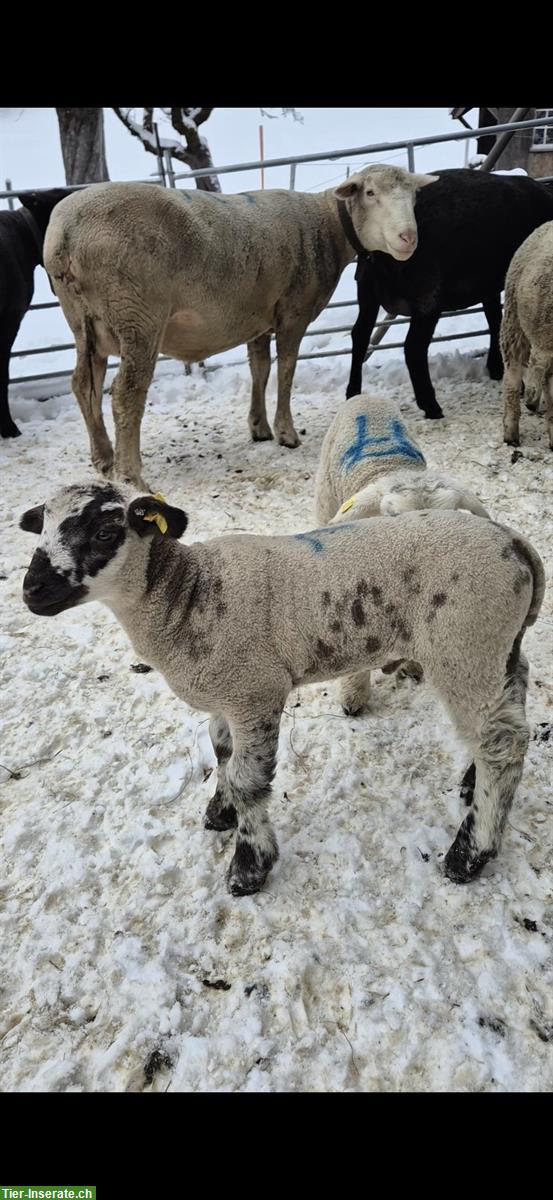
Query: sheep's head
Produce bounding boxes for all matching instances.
[334,164,438,261]
[20,482,188,616]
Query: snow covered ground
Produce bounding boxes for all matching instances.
[1,346,552,1093]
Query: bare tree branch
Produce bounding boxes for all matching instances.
[112,107,221,192]
[260,107,304,124]
[193,108,214,127]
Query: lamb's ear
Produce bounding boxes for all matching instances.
[334,174,362,200]
[19,504,45,534]
[413,173,439,189]
[128,495,188,540]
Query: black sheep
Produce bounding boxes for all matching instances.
[0,188,72,438]
[346,169,553,418]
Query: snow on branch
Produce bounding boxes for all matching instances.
[112,108,221,191]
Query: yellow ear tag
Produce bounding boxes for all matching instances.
[340,496,355,514]
[144,491,168,535]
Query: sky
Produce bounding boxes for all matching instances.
[0,107,475,198]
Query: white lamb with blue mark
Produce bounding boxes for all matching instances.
[19,481,543,896]
[315,393,489,526]
[314,393,490,715]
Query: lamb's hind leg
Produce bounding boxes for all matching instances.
[224,707,285,896]
[204,715,237,831]
[444,643,529,883]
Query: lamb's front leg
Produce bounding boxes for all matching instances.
[204,715,237,830]
[224,710,282,896]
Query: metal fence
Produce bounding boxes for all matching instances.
[4,113,553,387]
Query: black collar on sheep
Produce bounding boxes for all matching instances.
[336,198,371,261]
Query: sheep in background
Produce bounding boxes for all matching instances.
[0,188,72,438]
[314,393,489,715]
[501,220,553,451]
[43,165,437,487]
[346,168,553,418]
[20,482,543,895]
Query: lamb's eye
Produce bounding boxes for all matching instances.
[95,527,117,542]
[366,189,375,197]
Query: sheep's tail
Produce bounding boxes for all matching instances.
[504,529,546,630]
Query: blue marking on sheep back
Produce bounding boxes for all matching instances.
[295,523,357,554]
[341,414,425,473]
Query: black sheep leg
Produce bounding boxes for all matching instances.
[404,312,443,418]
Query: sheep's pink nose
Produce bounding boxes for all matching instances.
[399,229,417,248]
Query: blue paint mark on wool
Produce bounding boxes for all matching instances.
[295,523,357,554]
[341,414,425,474]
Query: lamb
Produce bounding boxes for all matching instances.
[42,165,437,488]
[20,482,544,895]
[346,169,553,418]
[314,393,489,714]
[0,188,72,438]
[501,220,553,451]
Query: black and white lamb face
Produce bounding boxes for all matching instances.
[20,482,188,616]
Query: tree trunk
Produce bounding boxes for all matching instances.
[185,143,221,192]
[55,108,110,184]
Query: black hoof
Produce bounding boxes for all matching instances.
[487,362,504,382]
[444,842,494,884]
[204,794,237,831]
[227,840,277,897]
[227,871,268,897]
[504,437,520,448]
[423,405,444,420]
[1,420,22,438]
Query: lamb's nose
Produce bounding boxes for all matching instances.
[399,229,417,248]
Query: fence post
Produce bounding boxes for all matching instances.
[289,162,296,190]
[163,149,176,188]
[5,178,15,210]
[153,123,167,186]
[407,143,415,172]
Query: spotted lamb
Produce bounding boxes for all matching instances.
[20,481,543,896]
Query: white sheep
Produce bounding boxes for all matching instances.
[43,166,437,488]
[501,219,553,451]
[314,393,489,714]
[20,482,543,895]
